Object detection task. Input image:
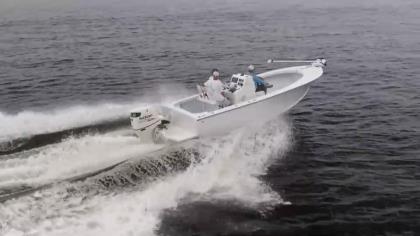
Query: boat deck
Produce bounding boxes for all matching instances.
[176,70,304,114]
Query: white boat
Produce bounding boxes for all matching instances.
[130,58,326,143]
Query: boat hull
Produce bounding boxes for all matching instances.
[196,84,309,136]
[130,64,323,142]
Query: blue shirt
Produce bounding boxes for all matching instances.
[251,73,264,87]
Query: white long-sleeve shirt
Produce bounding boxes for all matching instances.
[204,76,225,102]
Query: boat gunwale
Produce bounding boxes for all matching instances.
[168,65,323,120]
[131,65,323,119]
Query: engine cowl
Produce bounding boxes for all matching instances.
[130,106,163,142]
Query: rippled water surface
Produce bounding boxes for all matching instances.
[0,0,419,235]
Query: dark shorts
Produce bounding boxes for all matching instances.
[256,83,267,94]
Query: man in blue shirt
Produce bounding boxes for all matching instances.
[248,65,271,94]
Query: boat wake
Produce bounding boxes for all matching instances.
[0,86,194,155]
[0,115,292,236]
[0,119,129,156]
[0,131,165,196]
[0,102,145,149]
[0,102,179,198]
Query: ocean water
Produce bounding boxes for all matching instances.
[0,0,420,235]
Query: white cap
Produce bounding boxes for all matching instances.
[212,71,220,77]
[248,64,255,72]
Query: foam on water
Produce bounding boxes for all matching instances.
[0,102,145,143]
[0,130,164,190]
[0,118,291,236]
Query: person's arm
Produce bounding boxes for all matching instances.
[204,78,210,87]
[217,81,226,96]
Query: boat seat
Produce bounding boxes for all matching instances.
[196,85,217,105]
[196,84,232,109]
[197,85,207,99]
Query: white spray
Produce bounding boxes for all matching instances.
[0,117,292,236]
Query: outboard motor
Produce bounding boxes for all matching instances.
[130,106,169,143]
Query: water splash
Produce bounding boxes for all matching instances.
[0,117,291,236]
[0,131,164,192]
[0,102,144,143]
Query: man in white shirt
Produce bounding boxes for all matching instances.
[204,69,229,107]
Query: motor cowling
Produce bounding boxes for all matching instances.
[130,106,167,143]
